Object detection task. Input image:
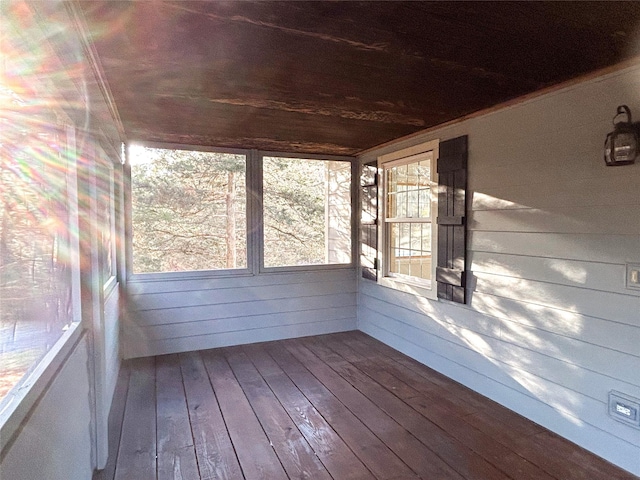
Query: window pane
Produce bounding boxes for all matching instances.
[399,223,410,249]
[263,157,351,267]
[385,167,397,218]
[407,189,419,218]
[418,159,430,183]
[419,188,430,218]
[388,222,431,279]
[396,190,407,218]
[421,223,432,252]
[387,221,432,281]
[396,164,408,186]
[386,153,431,220]
[130,147,247,273]
[1,119,74,403]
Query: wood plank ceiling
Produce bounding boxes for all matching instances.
[78,1,640,156]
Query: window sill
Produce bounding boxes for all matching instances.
[378,275,437,300]
[260,263,354,275]
[127,267,254,283]
[104,275,118,298]
[0,322,84,453]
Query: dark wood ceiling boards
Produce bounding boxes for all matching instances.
[78,1,640,156]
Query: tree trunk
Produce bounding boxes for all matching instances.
[225,171,236,268]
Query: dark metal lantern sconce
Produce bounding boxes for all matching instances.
[604,105,638,166]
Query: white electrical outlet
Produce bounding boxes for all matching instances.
[609,391,640,428]
[626,264,640,291]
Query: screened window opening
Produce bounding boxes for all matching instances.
[130,146,247,274]
[0,118,77,404]
[384,151,434,282]
[263,156,352,268]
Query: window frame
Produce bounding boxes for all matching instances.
[125,142,255,281]
[258,151,357,274]
[377,139,439,299]
[125,145,357,280]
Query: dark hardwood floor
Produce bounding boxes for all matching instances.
[100,331,638,480]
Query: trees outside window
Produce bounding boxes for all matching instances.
[130,147,247,274]
[0,119,76,402]
[129,148,353,274]
[263,156,351,268]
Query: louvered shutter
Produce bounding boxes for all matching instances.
[360,161,378,280]
[437,135,468,303]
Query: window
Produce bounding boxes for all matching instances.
[263,156,352,268]
[129,146,247,274]
[0,116,80,406]
[379,140,438,295]
[96,153,117,287]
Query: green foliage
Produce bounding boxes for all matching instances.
[263,157,326,266]
[131,149,351,273]
[132,148,246,273]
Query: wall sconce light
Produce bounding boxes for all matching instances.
[604,105,638,166]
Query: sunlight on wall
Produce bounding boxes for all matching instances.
[548,260,587,284]
[423,291,588,425]
[380,285,589,428]
[472,191,524,210]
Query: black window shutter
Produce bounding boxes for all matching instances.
[360,161,378,281]
[437,135,468,303]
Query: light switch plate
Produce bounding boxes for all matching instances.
[626,263,640,291]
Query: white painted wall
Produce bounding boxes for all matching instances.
[0,336,93,480]
[94,284,121,467]
[124,269,357,358]
[104,288,121,410]
[358,65,640,475]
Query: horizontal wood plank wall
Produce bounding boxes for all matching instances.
[358,64,640,476]
[124,269,357,358]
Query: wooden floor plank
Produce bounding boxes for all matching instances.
[156,354,199,480]
[516,430,639,480]
[342,333,636,480]
[179,352,242,480]
[107,333,639,480]
[114,357,157,480]
[342,332,490,415]
[201,350,288,480]
[265,341,421,480]
[318,335,556,480]
[222,347,332,480]
[242,343,376,480]
[292,337,512,480]
[342,332,640,480]
[291,337,466,480]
